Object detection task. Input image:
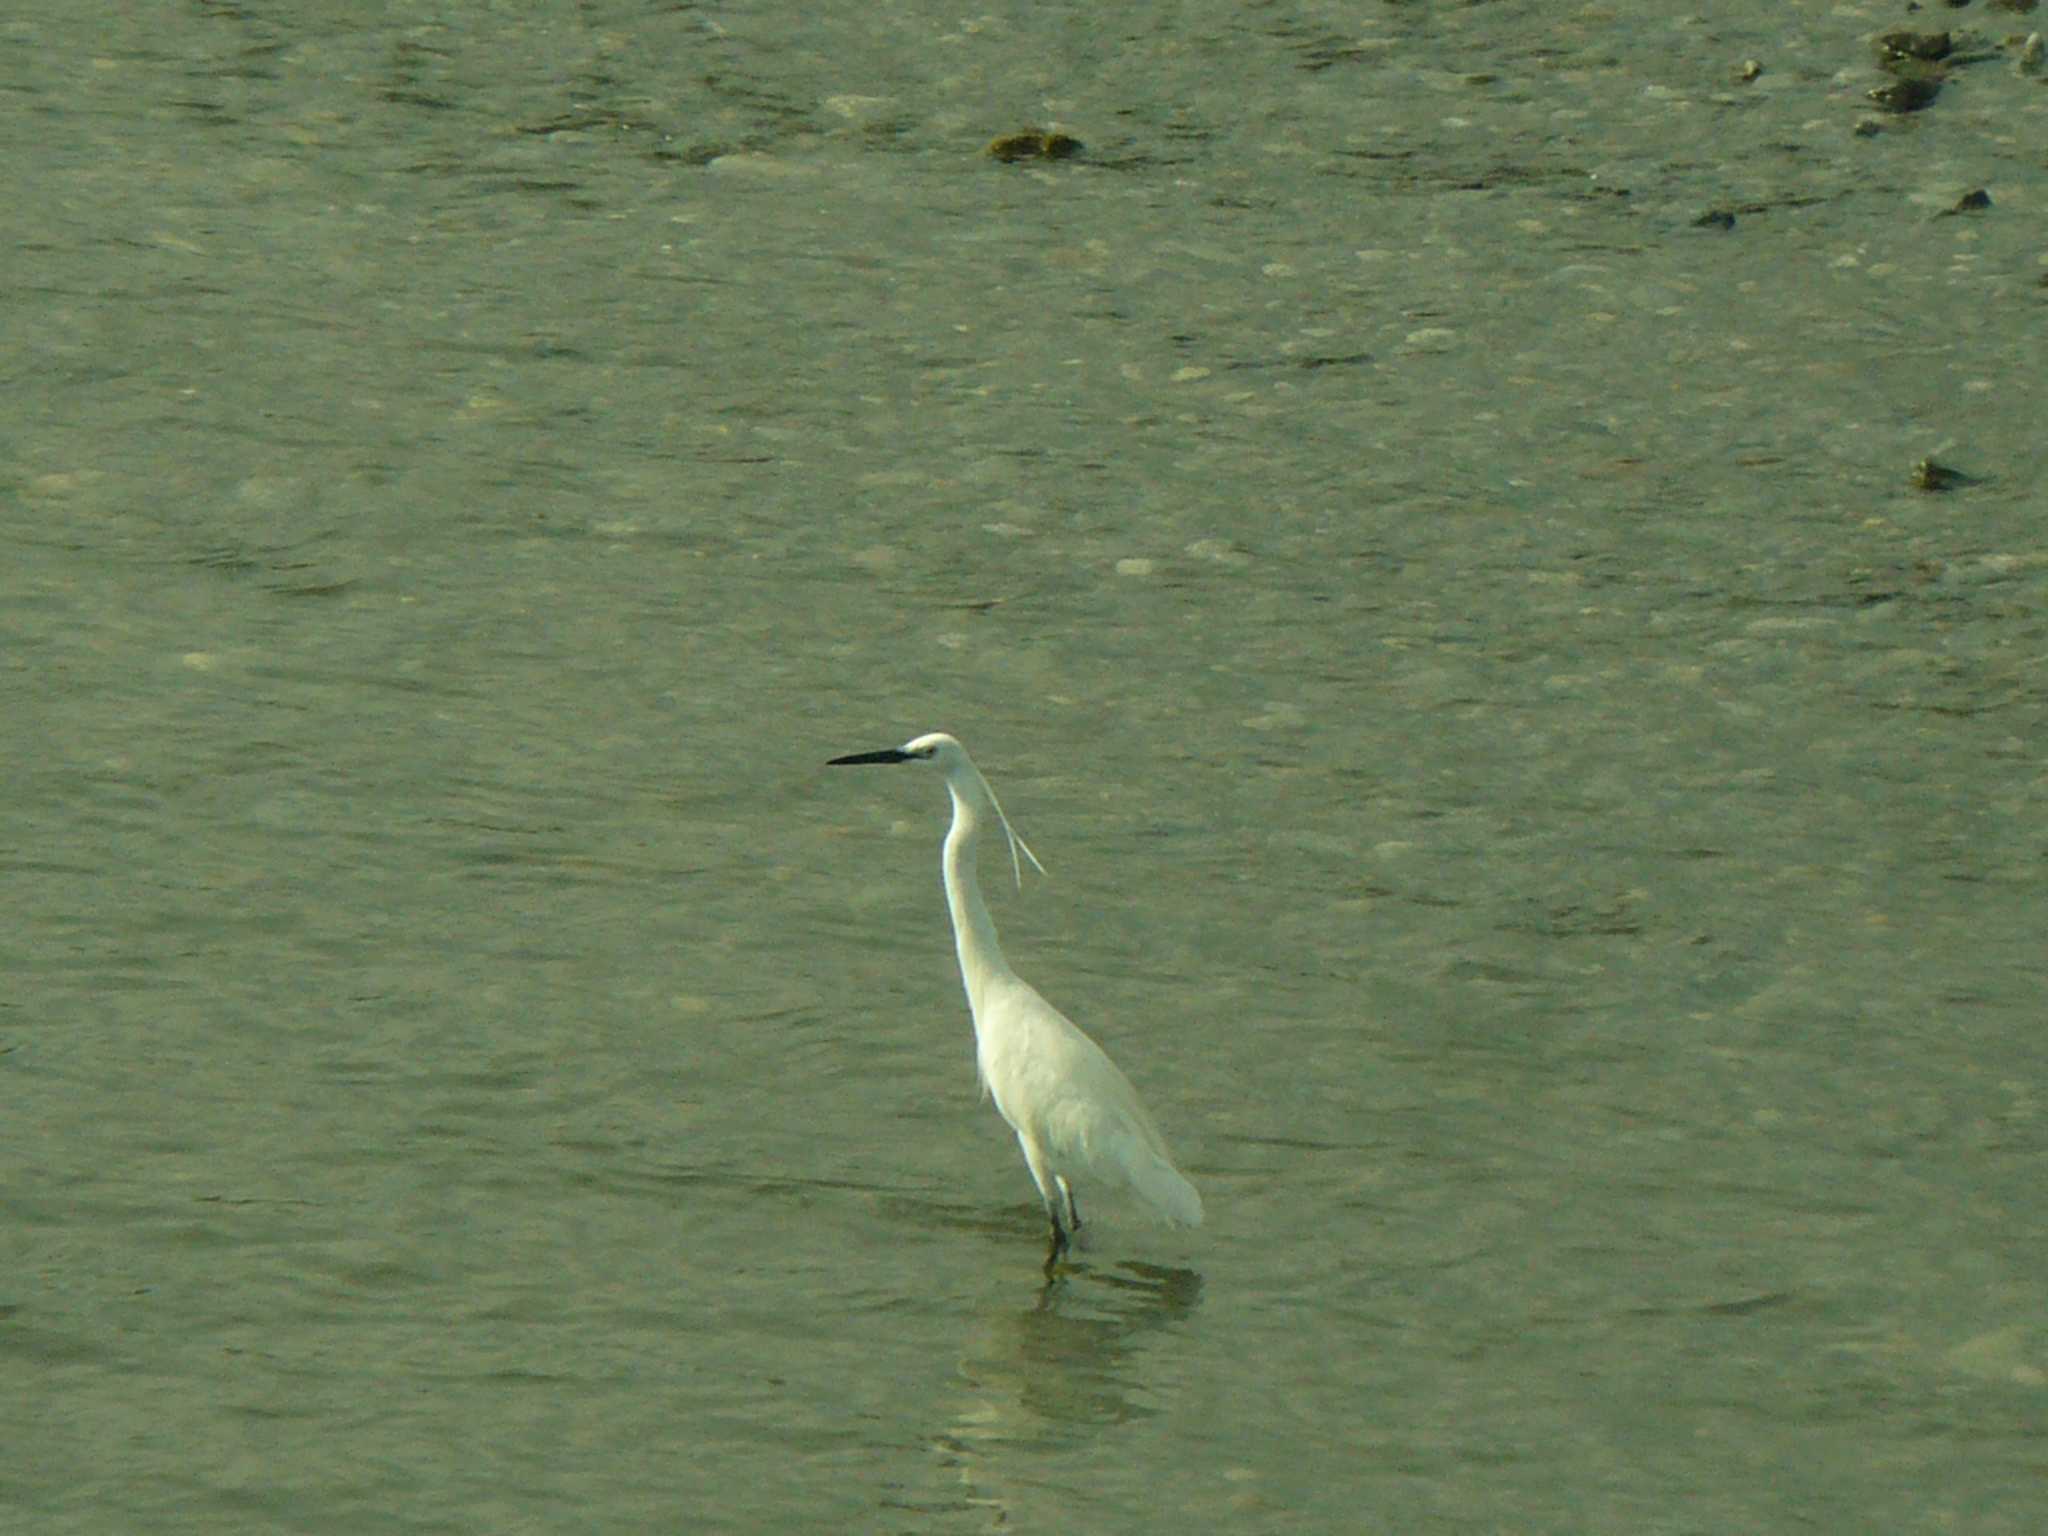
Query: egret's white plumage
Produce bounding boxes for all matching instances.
[828,732,1202,1270]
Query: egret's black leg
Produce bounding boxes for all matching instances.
[1044,1207,1069,1276]
[1054,1174,1082,1234]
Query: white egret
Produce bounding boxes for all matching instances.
[827,732,1202,1273]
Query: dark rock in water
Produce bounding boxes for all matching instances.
[987,130,1084,163]
[1868,76,1942,112]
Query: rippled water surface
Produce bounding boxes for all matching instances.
[7,1,2045,1530]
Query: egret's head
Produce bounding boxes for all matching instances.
[826,731,1044,886]
[825,731,960,769]
[900,731,962,765]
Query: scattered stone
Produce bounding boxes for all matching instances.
[1910,458,1971,492]
[1868,75,1943,111]
[1878,29,1953,61]
[986,130,1083,163]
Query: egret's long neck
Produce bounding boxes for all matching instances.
[941,775,1015,1016]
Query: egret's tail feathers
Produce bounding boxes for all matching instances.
[1049,1102,1203,1228]
[1133,1153,1203,1229]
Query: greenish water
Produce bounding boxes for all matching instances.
[6,1,2044,1531]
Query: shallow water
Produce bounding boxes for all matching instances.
[7,1,2045,1530]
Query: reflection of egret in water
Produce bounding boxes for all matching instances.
[907,1264,1203,1526]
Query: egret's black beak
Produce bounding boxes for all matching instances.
[827,748,913,766]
